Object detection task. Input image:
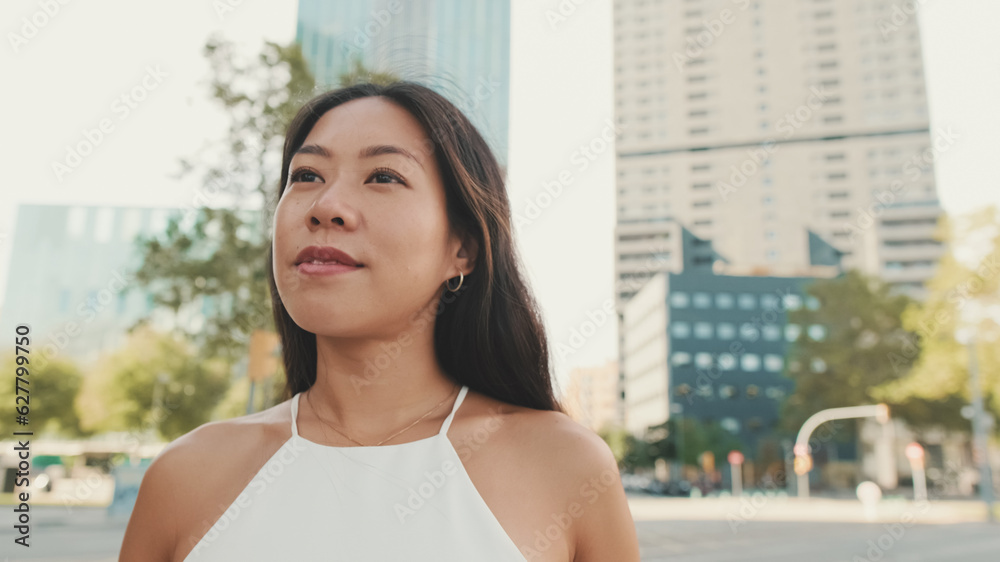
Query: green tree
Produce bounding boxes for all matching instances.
[130,37,403,417]
[0,354,86,437]
[600,426,656,471]
[339,56,400,87]
[77,326,230,440]
[212,371,287,420]
[874,207,1000,431]
[781,268,968,434]
[130,36,318,369]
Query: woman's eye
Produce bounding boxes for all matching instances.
[290,169,321,183]
[369,168,404,185]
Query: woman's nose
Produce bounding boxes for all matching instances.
[307,180,358,230]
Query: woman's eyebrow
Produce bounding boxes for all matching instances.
[293,143,424,172]
[359,144,424,171]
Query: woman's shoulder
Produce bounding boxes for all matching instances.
[464,388,619,481]
[158,397,292,471]
[461,389,635,560]
[123,397,294,560]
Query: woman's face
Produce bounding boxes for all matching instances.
[272,96,468,337]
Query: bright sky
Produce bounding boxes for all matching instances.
[1,0,998,392]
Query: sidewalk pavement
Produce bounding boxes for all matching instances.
[626,492,996,524]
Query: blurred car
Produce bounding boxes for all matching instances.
[644,479,692,497]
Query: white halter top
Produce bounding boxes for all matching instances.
[183,385,527,561]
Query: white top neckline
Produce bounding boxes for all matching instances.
[290,384,469,450]
[183,382,529,561]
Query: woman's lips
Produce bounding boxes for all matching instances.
[296,261,364,276]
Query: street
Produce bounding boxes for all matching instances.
[0,498,997,560]
[636,519,1000,561]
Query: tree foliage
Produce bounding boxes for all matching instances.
[0,353,85,437]
[77,325,230,440]
[604,418,744,472]
[130,37,319,367]
[873,206,1000,431]
[780,268,968,433]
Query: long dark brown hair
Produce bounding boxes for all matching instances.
[265,81,563,412]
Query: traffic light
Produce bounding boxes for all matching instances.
[793,454,813,475]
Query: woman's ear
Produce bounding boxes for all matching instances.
[455,230,478,275]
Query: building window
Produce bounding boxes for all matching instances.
[693,292,712,308]
[67,207,87,239]
[738,293,757,310]
[806,296,821,310]
[741,354,761,371]
[717,322,736,340]
[671,322,691,339]
[715,293,734,308]
[766,387,787,400]
[785,323,802,342]
[762,325,781,341]
[782,293,803,310]
[761,294,780,310]
[718,353,737,370]
[670,292,690,308]
[672,352,692,366]
[695,352,713,369]
[764,354,784,372]
[810,357,827,373]
[694,322,714,339]
[746,384,760,398]
[808,324,828,341]
[719,386,738,400]
[94,207,115,243]
[740,323,760,341]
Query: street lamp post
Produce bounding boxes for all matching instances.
[965,338,996,523]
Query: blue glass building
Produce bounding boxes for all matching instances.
[622,223,845,457]
[295,0,511,165]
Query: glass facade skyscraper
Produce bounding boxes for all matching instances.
[296,0,511,165]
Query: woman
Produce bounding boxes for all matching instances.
[120,81,640,561]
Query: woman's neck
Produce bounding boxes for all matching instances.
[303,333,458,439]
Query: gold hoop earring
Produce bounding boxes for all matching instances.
[446,271,464,293]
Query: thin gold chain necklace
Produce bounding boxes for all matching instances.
[306,383,459,447]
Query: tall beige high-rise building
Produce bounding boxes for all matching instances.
[610,0,946,427]
[612,0,944,307]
